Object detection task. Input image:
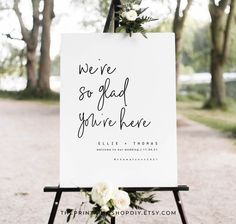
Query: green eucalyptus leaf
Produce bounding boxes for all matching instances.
[116,26,126,33]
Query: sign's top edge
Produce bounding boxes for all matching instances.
[61,32,175,36]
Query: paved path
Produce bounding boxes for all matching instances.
[0,99,236,224]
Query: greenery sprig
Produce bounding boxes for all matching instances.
[129,191,160,210]
[116,0,157,38]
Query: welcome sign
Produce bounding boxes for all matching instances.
[60,33,177,187]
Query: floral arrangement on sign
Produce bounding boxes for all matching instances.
[66,182,159,224]
[116,0,157,38]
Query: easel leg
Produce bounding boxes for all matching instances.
[111,216,115,224]
[48,190,62,224]
[173,191,188,224]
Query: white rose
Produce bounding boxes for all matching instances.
[121,11,127,18]
[112,190,130,210]
[125,10,138,21]
[132,4,140,11]
[101,205,110,212]
[91,182,114,206]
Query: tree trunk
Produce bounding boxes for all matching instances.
[13,0,40,92]
[26,47,37,89]
[210,49,225,106]
[209,8,226,107]
[174,29,181,91]
[37,0,54,94]
[173,0,192,92]
[207,0,235,108]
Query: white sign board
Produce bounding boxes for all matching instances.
[60,33,177,187]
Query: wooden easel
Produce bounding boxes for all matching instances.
[44,1,190,223]
[103,0,121,32]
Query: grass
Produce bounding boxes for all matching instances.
[177,101,236,138]
[0,90,59,104]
